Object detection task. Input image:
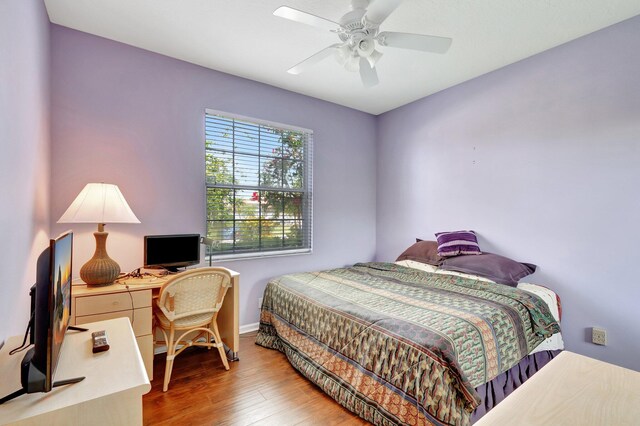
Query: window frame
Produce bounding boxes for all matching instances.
[204,108,313,261]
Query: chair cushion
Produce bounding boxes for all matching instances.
[155,307,214,329]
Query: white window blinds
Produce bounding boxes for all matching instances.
[205,109,313,258]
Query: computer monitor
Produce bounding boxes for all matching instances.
[144,234,200,272]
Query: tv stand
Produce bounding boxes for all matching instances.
[0,376,85,405]
[0,326,89,406]
[0,318,150,425]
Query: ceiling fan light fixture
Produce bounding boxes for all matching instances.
[345,55,360,72]
[357,38,375,57]
[367,49,383,67]
[334,44,352,66]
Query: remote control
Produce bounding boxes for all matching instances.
[92,330,110,353]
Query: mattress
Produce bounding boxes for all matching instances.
[256,262,560,425]
[395,260,565,354]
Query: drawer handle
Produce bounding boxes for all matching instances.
[112,301,120,306]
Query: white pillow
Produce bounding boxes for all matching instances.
[395,260,438,273]
[517,283,564,353]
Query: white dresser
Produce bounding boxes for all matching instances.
[475,351,640,426]
[0,318,151,426]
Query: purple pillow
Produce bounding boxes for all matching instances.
[435,230,482,257]
[440,253,537,286]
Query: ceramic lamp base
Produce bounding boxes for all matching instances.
[80,231,120,286]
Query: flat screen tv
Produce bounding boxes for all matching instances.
[144,234,200,272]
[0,232,85,404]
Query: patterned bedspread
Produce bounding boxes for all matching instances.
[256,262,560,426]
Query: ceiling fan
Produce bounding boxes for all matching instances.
[273,0,452,88]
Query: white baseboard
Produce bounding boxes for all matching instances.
[240,322,259,334]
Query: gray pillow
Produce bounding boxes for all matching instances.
[440,253,536,287]
[396,240,444,266]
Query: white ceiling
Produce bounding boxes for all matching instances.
[44,0,640,115]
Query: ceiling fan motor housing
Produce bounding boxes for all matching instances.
[335,1,381,71]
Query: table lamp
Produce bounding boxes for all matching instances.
[58,183,140,286]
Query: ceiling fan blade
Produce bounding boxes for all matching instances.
[377,31,452,54]
[364,0,402,25]
[273,6,340,32]
[359,57,379,88]
[367,49,383,67]
[287,44,342,75]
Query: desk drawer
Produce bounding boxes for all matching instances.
[75,290,151,316]
[75,307,152,336]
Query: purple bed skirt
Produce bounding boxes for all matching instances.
[471,350,561,423]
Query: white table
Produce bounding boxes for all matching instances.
[475,351,640,426]
[0,318,151,425]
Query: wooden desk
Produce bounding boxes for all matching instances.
[0,318,150,426]
[70,268,240,379]
[474,351,640,426]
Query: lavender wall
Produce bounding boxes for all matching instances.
[49,25,377,328]
[0,0,51,345]
[376,16,640,371]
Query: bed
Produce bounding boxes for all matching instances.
[256,259,563,425]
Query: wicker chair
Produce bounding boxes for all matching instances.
[153,268,232,392]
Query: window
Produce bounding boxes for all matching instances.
[205,109,313,258]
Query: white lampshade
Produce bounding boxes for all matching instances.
[58,183,140,224]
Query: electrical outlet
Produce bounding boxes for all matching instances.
[258,297,263,309]
[592,327,607,346]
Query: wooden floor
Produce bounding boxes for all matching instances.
[143,331,369,425]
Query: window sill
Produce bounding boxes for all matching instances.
[207,248,312,263]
